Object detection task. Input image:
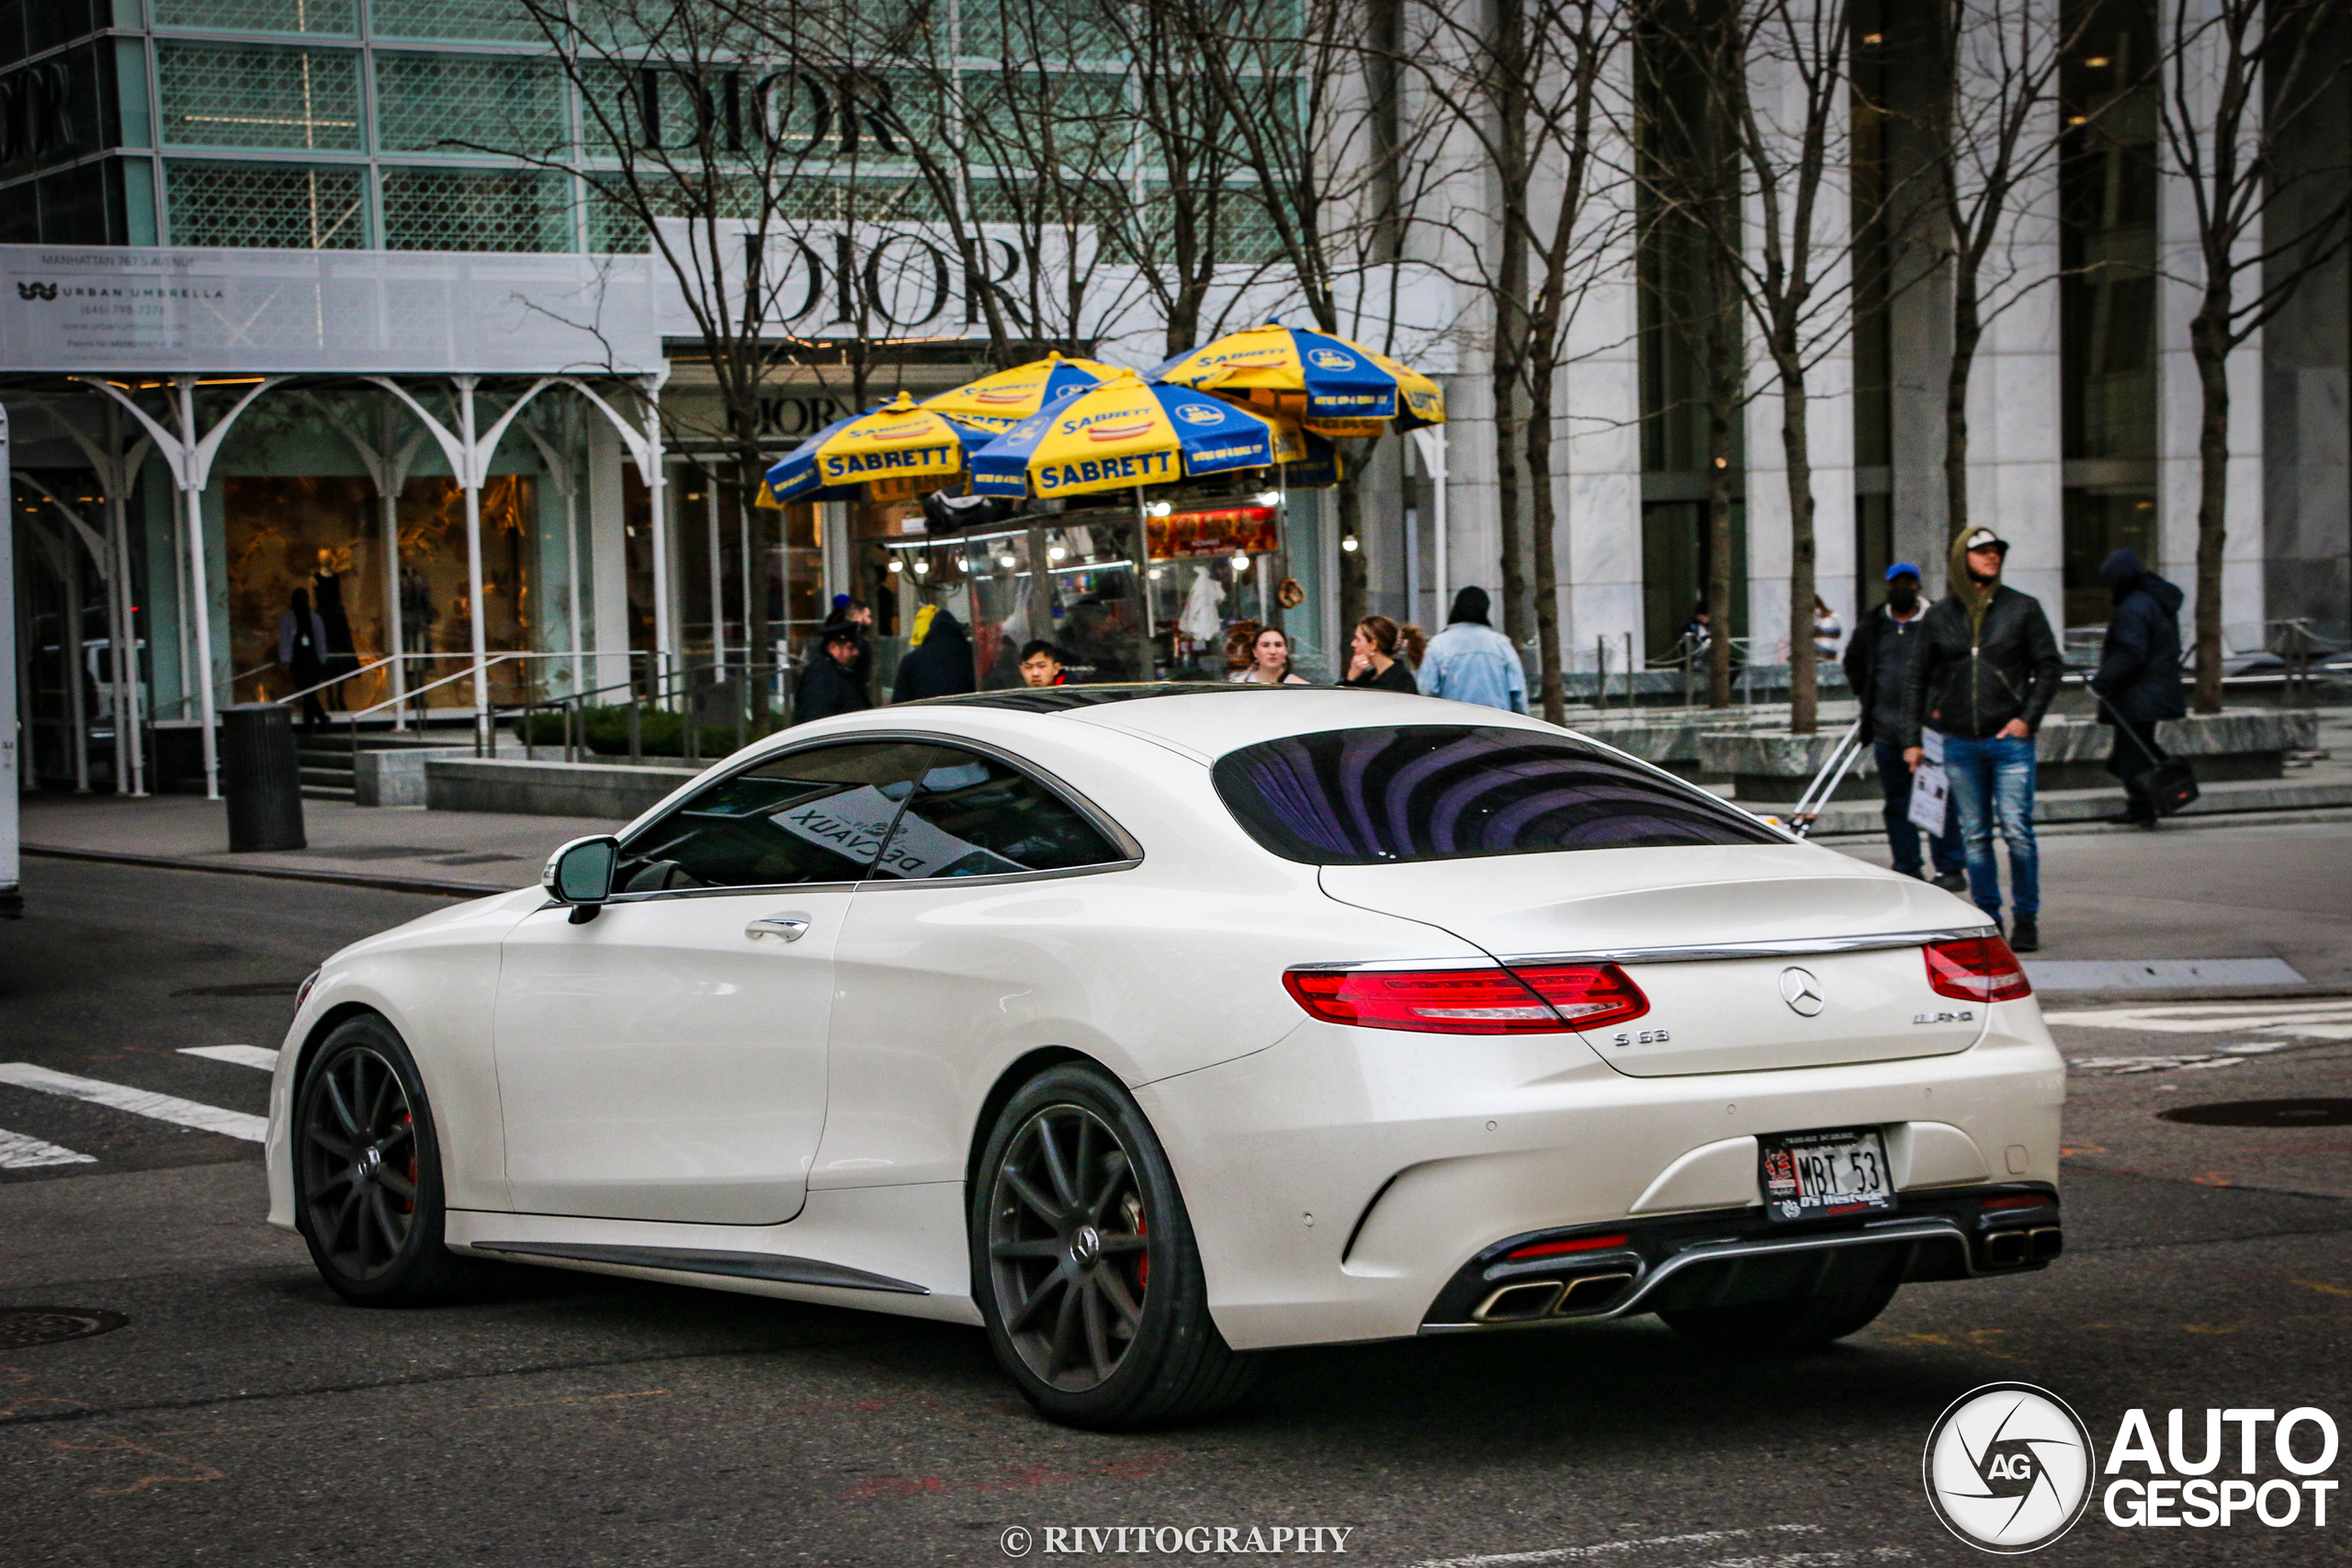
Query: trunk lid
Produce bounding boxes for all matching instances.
[1318,845,1992,1076]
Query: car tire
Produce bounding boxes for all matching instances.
[1658,1258,1902,1352]
[293,1013,487,1307]
[970,1062,1259,1430]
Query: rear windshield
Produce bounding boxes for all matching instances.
[1211,725,1786,864]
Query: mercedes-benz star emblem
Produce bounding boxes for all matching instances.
[1923,1382,2096,1552]
[1779,966,1826,1016]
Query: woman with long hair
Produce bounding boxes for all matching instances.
[1230,625,1308,684]
[1344,615,1424,694]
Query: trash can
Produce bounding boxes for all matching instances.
[222,704,306,852]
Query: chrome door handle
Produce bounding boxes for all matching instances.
[745,914,811,942]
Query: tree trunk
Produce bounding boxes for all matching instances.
[1337,446,1370,645]
[1943,265,1982,568]
[2189,310,2231,714]
[1779,349,1817,734]
[1525,370,1566,723]
[1704,262,1736,709]
[1492,0,1532,652]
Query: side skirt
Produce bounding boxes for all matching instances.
[471,1241,926,1294]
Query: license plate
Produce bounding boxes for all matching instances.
[1758,1126,1895,1224]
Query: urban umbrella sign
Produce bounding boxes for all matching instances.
[1148,323,1446,437]
[920,353,1127,433]
[968,373,1309,501]
[759,391,992,505]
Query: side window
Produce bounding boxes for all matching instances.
[868,748,1126,882]
[615,742,938,893]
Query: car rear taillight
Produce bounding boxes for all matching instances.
[1508,963,1649,1029]
[1924,937,2032,1002]
[1282,964,1646,1035]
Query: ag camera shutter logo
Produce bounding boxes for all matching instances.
[1924,1382,2096,1552]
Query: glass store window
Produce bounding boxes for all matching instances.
[223,474,537,712]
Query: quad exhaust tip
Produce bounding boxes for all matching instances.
[1471,1271,1635,1324]
[1984,1225,2062,1268]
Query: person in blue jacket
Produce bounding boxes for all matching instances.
[2089,547,2186,829]
[1419,587,1527,714]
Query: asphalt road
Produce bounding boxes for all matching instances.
[3,830,2348,1568]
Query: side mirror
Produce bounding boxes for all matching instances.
[543,835,619,923]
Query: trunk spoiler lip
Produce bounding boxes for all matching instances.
[1289,925,2001,973]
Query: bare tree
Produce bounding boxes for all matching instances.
[1176,0,1431,637]
[2147,0,2350,711]
[1634,0,1756,708]
[1639,0,1880,735]
[1408,0,1630,721]
[1907,1,2098,558]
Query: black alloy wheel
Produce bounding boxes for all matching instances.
[988,1101,1151,1391]
[294,1015,484,1305]
[972,1063,1258,1429]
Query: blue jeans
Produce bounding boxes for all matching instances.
[1874,741,1965,877]
[1942,733,2039,919]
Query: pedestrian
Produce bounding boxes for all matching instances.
[1843,563,1965,891]
[312,550,358,708]
[1020,639,1069,688]
[2089,547,2187,829]
[277,588,330,728]
[1812,593,1841,661]
[1419,586,1528,713]
[1899,527,2065,951]
[1679,600,1713,659]
[1344,615,1423,694]
[817,593,875,694]
[793,624,871,724]
[892,605,977,701]
[1231,626,1309,684]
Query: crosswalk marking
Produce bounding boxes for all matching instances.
[0,1127,98,1169]
[2068,1042,2296,1075]
[0,1063,267,1143]
[178,1044,281,1072]
[2041,999,2352,1041]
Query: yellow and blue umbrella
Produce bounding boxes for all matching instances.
[969,373,1309,501]
[759,392,992,505]
[1149,323,1445,433]
[919,353,1127,434]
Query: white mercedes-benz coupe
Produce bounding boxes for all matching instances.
[266,685,2064,1428]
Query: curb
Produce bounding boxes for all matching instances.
[1807,804,2352,840]
[23,844,499,898]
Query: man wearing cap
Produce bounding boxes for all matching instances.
[1899,527,2065,951]
[1843,562,1965,890]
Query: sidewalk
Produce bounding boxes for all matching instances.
[20,794,627,896]
[1798,705,2352,837]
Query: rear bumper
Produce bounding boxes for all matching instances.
[1135,1000,2064,1351]
[1420,1184,2060,1332]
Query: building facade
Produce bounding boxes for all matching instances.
[6,0,2346,796]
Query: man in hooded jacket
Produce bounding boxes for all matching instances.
[2089,547,2186,828]
[1843,562,1965,889]
[892,606,978,702]
[1899,527,2064,951]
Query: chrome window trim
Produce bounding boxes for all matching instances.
[603,728,1144,905]
[1288,926,1999,974]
